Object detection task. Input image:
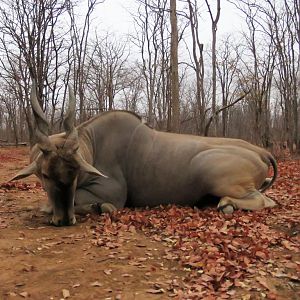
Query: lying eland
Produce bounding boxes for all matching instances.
[11,83,277,226]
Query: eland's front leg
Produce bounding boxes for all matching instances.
[74,179,126,214]
[74,202,118,214]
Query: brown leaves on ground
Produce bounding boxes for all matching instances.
[0,181,42,191]
[92,159,300,299]
[0,150,25,163]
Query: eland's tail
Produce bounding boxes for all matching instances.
[259,154,277,192]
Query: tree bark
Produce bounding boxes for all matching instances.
[170,0,180,132]
[205,0,221,136]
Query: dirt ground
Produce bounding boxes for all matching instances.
[0,147,299,300]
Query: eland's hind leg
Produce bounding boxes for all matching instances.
[217,190,276,213]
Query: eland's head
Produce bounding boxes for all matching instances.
[10,82,107,226]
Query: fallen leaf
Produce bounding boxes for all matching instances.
[255,251,267,260]
[62,289,70,298]
[19,292,29,298]
[281,240,299,252]
[90,281,102,287]
[201,274,213,282]
[121,273,133,277]
[146,288,165,294]
[137,257,147,262]
[256,277,277,294]
[104,269,112,275]
[267,292,277,299]
[21,264,35,272]
[15,282,26,287]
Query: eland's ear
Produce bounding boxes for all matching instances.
[9,161,37,181]
[80,163,108,178]
[75,153,108,178]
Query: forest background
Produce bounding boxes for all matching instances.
[0,0,299,155]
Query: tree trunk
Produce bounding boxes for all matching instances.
[205,0,220,136]
[170,0,180,132]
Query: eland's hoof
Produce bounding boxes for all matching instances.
[218,204,235,214]
[101,203,117,213]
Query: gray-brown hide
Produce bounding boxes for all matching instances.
[11,87,277,226]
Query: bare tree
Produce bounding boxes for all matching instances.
[0,0,106,144]
[0,86,20,145]
[216,35,241,137]
[204,0,221,136]
[0,0,68,145]
[132,0,171,127]
[185,0,206,134]
[170,0,180,132]
[276,0,300,152]
[228,1,275,147]
[120,67,144,112]
[231,0,299,151]
[66,0,102,123]
[87,34,129,112]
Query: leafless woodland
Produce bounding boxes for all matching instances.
[0,0,299,154]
